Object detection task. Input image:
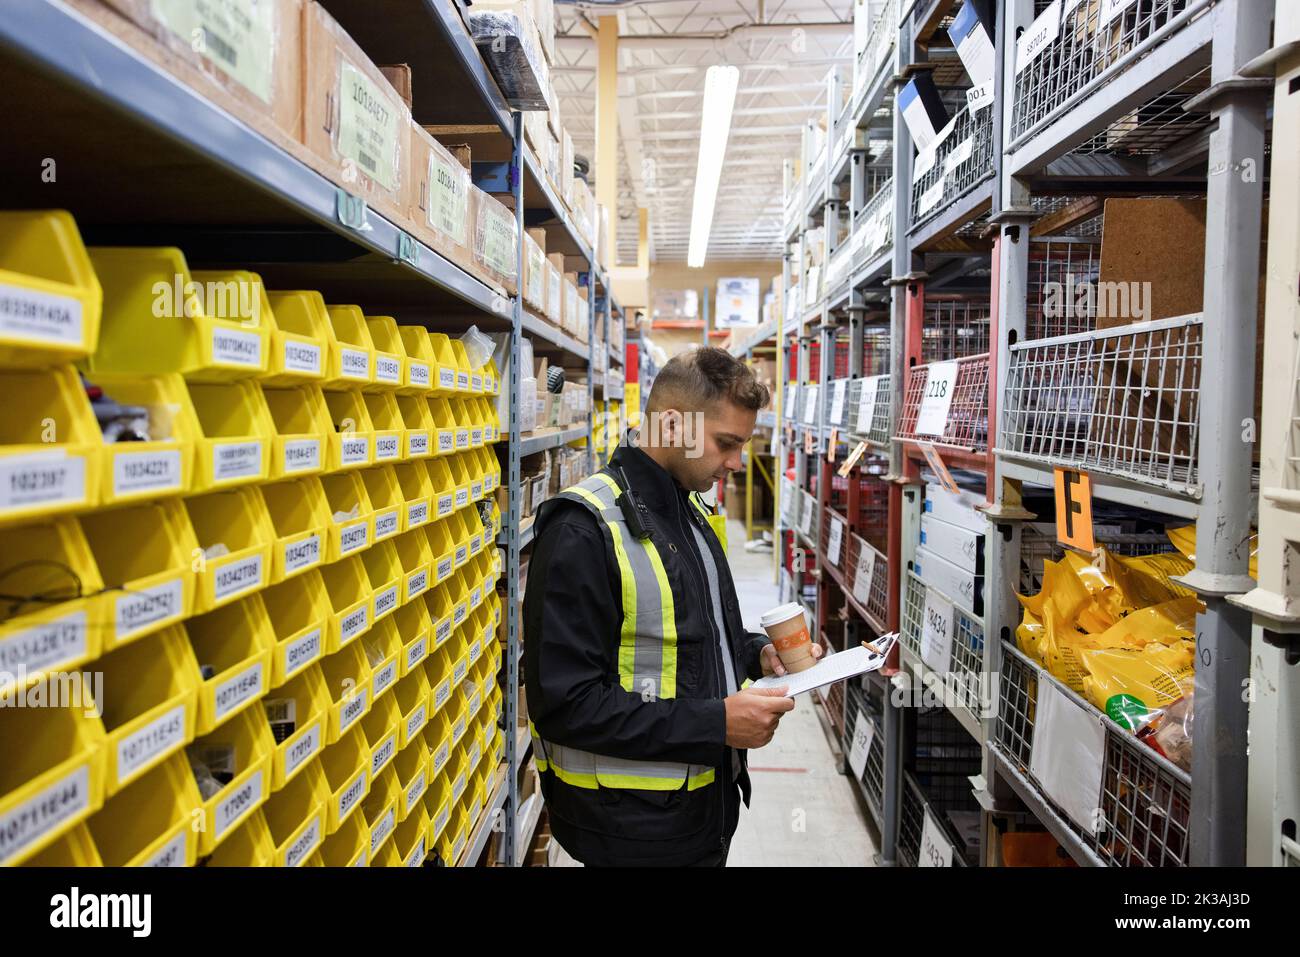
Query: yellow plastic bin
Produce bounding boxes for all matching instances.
[261,569,330,687]
[320,640,372,743]
[187,380,274,489]
[465,449,486,503]
[363,316,406,393]
[262,290,329,386]
[364,391,406,465]
[394,667,431,752]
[394,459,433,532]
[372,839,401,866]
[461,676,482,727]
[361,615,401,704]
[427,397,458,459]
[424,585,455,654]
[447,453,472,512]
[447,741,471,807]
[426,518,456,584]
[206,807,276,866]
[362,765,400,859]
[323,388,374,471]
[185,486,274,612]
[85,249,267,381]
[186,594,275,734]
[319,554,373,652]
[82,499,195,651]
[427,333,459,395]
[263,757,329,866]
[393,585,432,677]
[0,700,106,865]
[397,327,435,396]
[425,771,452,851]
[392,529,433,609]
[263,663,330,791]
[0,365,100,523]
[361,691,401,782]
[24,822,102,867]
[0,210,101,367]
[448,340,473,394]
[463,607,487,672]
[0,517,106,690]
[261,477,329,584]
[320,726,370,835]
[423,710,453,782]
[449,398,472,453]
[360,465,403,544]
[392,735,429,824]
[86,752,201,866]
[321,470,375,562]
[393,801,430,866]
[424,643,455,719]
[445,684,470,752]
[88,371,197,504]
[485,358,501,397]
[426,457,457,520]
[323,305,375,390]
[362,542,403,630]
[447,571,473,637]
[263,384,331,479]
[320,809,369,866]
[189,706,274,855]
[467,399,486,449]
[95,624,199,796]
[395,394,434,460]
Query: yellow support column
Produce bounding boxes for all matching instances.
[596,17,619,226]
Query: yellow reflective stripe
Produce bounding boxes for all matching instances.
[644,545,677,699]
[563,483,639,692]
[545,764,716,792]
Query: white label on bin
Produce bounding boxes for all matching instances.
[433,804,450,839]
[213,441,262,482]
[919,808,955,867]
[830,380,847,425]
[286,723,321,777]
[113,449,182,497]
[117,703,187,782]
[856,376,881,433]
[471,428,483,447]
[848,711,875,780]
[453,772,467,800]
[373,660,397,697]
[375,511,399,540]
[286,818,320,867]
[341,603,368,642]
[285,628,322,677]
[339,771,367,821]
[374,586,398,619]
[406,771,427,813]
[283,439,321,474]
[408,363,430,388]
[435,618,451,646]
[214,553,263,601]
[212,327,262,367]
[408,433,429,457]
[376,435,400,460]
[916,177,946,217]
[0,763,89,863]
[944,138,973,175]
[437,494,454,517]
[470,479,483,500]
[340,689,368,732]
[434,678,451,711]
[437,431,455,454]
[406,705,427,741]
[406,637,427,670]
[284,341,322,375]
[914,361,958,436]
[342,437,369,464]
[453,658,467,683]
[920,588,954,673]
[371,808,395,854]
[214,662,263,720]
[1016,0,1061,73]
[827,517,845,566]
[852,553,876,606]
[470,585,482,608]
[339,522,368,555]
[456,372,469,391]
[116,578,183,643]
[470,535,482,556]
[471,374,483,392]
[407,501,429,527]
[455,430,469,450]
[341,347,370,380]
[455,488,468,509]
[376,357,401,383]
[453,602,468,627]
[0,451,86,511]
[439,368,456,390]
[454,545,468,567]
[433,741,450,775]
[371,734,396,776]
[284,534,321,574]
[436,557,453,581]
[215,769,263,839]
[144,830,188,868]
[0,283,83,346]
[407,570,428,600]
[405,838,426,867]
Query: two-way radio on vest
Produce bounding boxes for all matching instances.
[614,465,656,541]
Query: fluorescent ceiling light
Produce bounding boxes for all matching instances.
[687,64,740,268]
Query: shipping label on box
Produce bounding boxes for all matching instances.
[920,514,984,575]
[914,545,982,617]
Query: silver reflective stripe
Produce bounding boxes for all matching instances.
[531,725,711,791]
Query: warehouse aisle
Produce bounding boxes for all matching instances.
[725,520,879,867]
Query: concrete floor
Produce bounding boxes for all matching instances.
[724,520,879,867]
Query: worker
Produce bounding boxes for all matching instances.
[523,346,820,866]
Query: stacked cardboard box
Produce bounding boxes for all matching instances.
[916,483,986,616]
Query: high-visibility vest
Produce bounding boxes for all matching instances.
[530,471,717,793]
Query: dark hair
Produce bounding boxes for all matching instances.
[646,346,771,414]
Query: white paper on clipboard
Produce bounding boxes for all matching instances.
[749,635,897,697]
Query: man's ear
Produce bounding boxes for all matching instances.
[657,408,681,447]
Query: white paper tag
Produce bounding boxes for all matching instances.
[371,734,395,777]
[375,435,400,461]
[944,138,974,175]
[848,710,875,780]
[0,763,89,863]
[434,676,451,709]
[437,494,454,517]
[340,603,368,642]
[0,283,83,345]
[284,627,322,678]
[407,570,428,600]
[406,637,427,670]
[371,808,395,854]
[1016,0,1061,74]
[374,586,398,619]
[375,356,402,383]
[456,372,469,391]
[406,770,428,812]
[341,436,369,464]
[827,516,845,566]
[408,433,429,457]
[338,770,367,821]
[212,326,262,368]
[436,557,453,581]
[920,588,954,673]
[372,660,397,697]
[830,380,848,425]
[408,501,429,527]
[213,553,263,601]
[284,340,322,375]
[283,439,321,474]
[917,177,946,217]
[855,376,880,434]
[117,703,187,782]
[1030,678,1107,834]
[406,704,427,741]
[213,441,262,482]
[340,688,368,732]
[285,817,320,867]
[115,578,183,643]
[852,550,876,606]
[802,385,819,424]
[455,488,469,510]
[914,360,958,436]
[113,449,182,497]
[919,808,955,866]
[284,533,321,574]
[437,431,455,454]
[456,429,469,450]
[0,451,86,511]
[214,661,263,720]
[215,768,263,838]
[341,347,370,379]
[966,79,994,113]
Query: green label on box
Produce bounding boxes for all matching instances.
[481,208,517,280]
[152,0,276,103]
[338,62,399,191]
[428,153,468,246]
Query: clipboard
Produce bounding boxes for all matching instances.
[749,634,898,698]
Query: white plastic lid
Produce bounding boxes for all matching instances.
[759,602,805,629]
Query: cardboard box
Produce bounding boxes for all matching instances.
[524,228,548,315]
[380,64,413,108]
[920,513,985,575]
[546,259,563,323]
[302,1,411,223]
[914,546,983,617]
[562,274,580,336]
[407,123,474,272]
[922,483,987,535]
[561,130,574,209]
[469,185,519,295]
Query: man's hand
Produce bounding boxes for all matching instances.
[759,641,824,678]
[724,687,795,749]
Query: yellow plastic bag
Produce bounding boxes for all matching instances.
[1080,639,1195,732]
[1167,525,1258,579]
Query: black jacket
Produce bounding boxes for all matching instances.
[523,442,771,866]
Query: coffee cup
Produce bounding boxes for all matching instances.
[759,602,816,673]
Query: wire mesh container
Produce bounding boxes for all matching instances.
[797,489,820,547]
[857,178,894,264]
[820,506,850,576]
[921,299,992,363]
[1027,239,1102,340]
[1019,524,1175,593]
[898,705,983,866]
[999,314,1202,494]
[896,772,976,867]
[826,377,855,429]
[911,102,996,229]
[856,0,898,97]
[896,354,991,452]
[844,678,887,826]
[994,641,1192,867]
[845,533,890,630]
[863,330,891,377]
[899,571,985,721]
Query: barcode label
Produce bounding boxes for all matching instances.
[434,741,450,774]
[213,441,262,482]
[439,368,456,389]
[371,808,395,853]
[436,558,453,581]
[470,429,483,447]
[455,489,469,509]
[471,374,483,391]
[455,430,469,450]
[471,480,483,499]
[405,705,427,740]
[435,619,451,646]
[454,545,467,566]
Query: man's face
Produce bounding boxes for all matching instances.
[655,400,757,493]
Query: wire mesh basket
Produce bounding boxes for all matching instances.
[999,314,1202,494]
[896,354,991,452]
[898,705,983,866]
[826,378,854,429]
[899,571,986,721]
[994,641,1192,867]
[1027,238,1102,341]
[820,506,850,576]
[857,178,894,264]
[845,678,887,826]
[797,490,820,547]
[922,299,992,363]
[845,533,890,630]
[911,101,996,229]
[1019,524,1175,593]
[897,772,976,867]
